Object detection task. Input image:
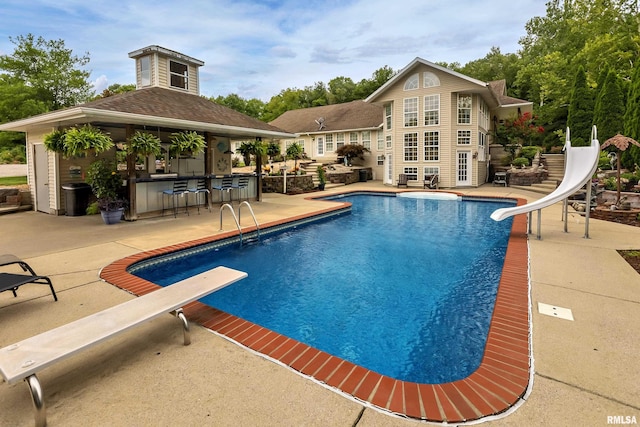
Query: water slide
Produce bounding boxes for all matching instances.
[490,136,600,222]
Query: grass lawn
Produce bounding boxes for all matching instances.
[0,176,27,186]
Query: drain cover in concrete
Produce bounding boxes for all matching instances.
[538,302,574,321]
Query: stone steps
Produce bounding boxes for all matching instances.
[509,154,565,195]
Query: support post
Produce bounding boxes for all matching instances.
[175,308,190,346]
[26,375,46,427]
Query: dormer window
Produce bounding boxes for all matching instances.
[169,60,188,90]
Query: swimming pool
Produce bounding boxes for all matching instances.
[132,193,514,384]
[103,190,531,422]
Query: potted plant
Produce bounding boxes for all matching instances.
[85,159,127,224]
[127,130,162,158]
[61,125,114,157]
[43,129,67,154]
[286,142,303,170]
[169,130,206,158]
[43,125,114,158]
[317,165,327,190]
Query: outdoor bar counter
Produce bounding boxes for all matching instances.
[134,173,257,215]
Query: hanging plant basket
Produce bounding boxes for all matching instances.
[44,125,114,157]
[127,131,162,157]
[169,131,206,158]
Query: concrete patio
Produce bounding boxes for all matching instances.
[0,182,638,426]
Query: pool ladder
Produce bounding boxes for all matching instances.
[219,201,261,246]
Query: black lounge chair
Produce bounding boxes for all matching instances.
[0,254,57,301]
[397,174,408,188]
[424,174,439,189]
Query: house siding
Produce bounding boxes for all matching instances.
[376,64,496,188]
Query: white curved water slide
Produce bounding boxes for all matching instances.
[490,127,601,238]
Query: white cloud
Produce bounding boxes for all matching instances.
[0,0,548,101]
[92,75,109,93]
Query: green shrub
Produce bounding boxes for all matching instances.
[519,146,541,162]
[512,157,529,168]
[604,177,617,191]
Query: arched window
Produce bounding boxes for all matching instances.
[404,73,419,90]
[423,71,440,88]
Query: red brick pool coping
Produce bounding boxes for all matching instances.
[100,192,530,423]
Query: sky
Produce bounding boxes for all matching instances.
[0,0,548,101]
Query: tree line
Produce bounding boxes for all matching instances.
[1,0,640,166]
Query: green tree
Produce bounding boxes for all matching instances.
[593,69,625,142]
[213,93,266,120]
[328,76,356,104]
[623,61,640,168]
[567,66,594,146]
[0,34,93,110]
[459,47,520,93]
[95,83,136,99]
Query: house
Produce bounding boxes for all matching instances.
[365,57,533,187]
[268,58,532,188]
[268,100,385,177]
[0,45,293,218]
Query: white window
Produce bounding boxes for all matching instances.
[385,104,392,130]
[458,94,472,124]
[377,131,384,150]
[317,137,324,156]
[479,100,490,130]
[423,166,440,178]
[404,73,419,90]
[424,94,439,126]
[361,131,371,149]
[377,155,384,166]
[457,130,471,145]
[325,134,334,152]
[404,97,418,127]
[423,72,440,88]
[403,167,418,181]
[349,132,358,145]
[140,56,151,86]
[336,133,345,149]
[404,133,418,162]
[478,131,486,161]
[424,131,439,161]
[386,135,392,149]
[169,60,189,90]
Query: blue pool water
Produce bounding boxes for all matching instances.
[134,193,514,383]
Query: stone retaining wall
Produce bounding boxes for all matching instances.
[506,170,549,186]
[262,175,315,193]
[0,188,21,207]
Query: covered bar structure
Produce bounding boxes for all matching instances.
[0,45,293,219]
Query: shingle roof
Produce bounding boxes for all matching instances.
[488,80,531,107]
[269,100,383,134]
[83,86,286,133]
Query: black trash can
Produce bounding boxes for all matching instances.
[61,183,92,216]
[358,169,368,182]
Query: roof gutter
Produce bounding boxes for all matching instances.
[0,107,295,139]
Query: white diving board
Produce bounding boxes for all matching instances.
[0,265,247,427]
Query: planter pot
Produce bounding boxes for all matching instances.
[100,208,124,225]
[318,183,325,190]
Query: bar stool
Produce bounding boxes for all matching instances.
[232,175,251,202]
[212,176,234,204]
[188,178,211,213]
[161,180,190,217]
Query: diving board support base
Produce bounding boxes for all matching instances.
[175,308,191,346]
[26,375,45,427]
